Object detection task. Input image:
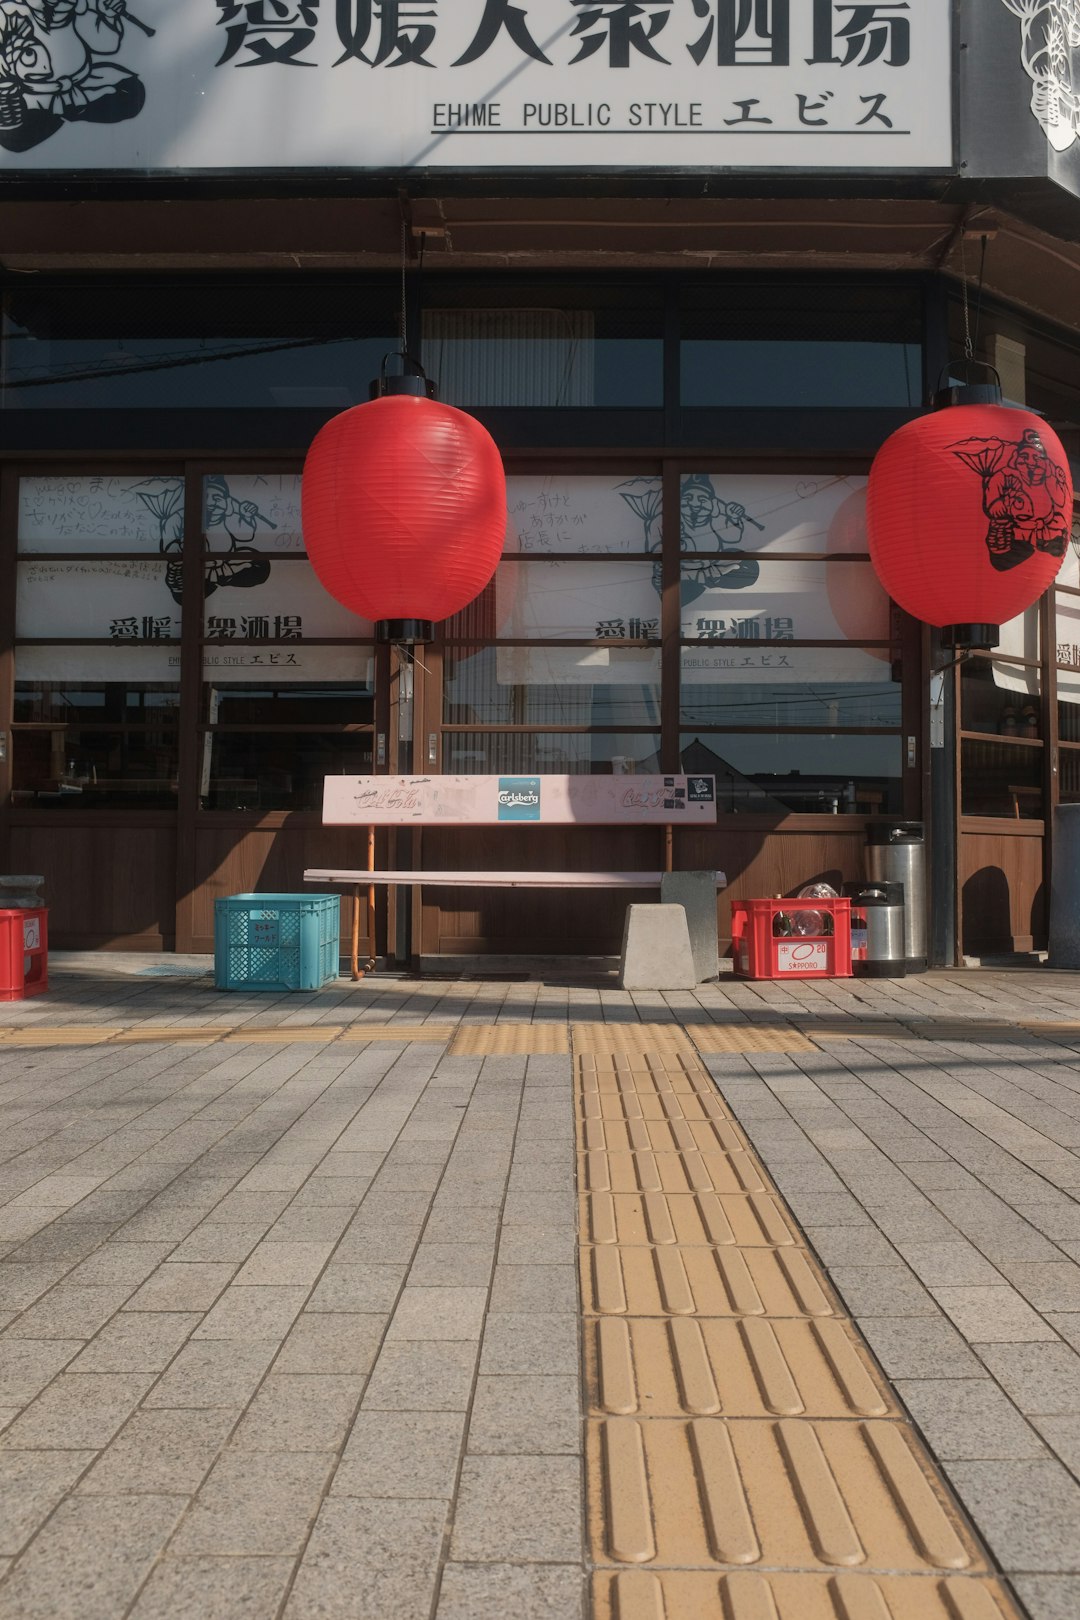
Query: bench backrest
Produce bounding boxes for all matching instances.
[322,774,717,827]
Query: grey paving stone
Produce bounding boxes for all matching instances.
[1031,1414,1080,1477]
[826,1265,939,1318]
[436,1563,584,1620]
[293,1176,373,1207]
[388,1287,487,1343]
[3,1283,134,1340]
[198,1189,293,1226]
[275,1312,386,1375]
[406,1245,495,1288]
[801,1226,903,1268]
[1047,1313,1080,1353]
[0,1491,187,1620]
[859,1316,987,1380]
[70,1311,200,1373]
[123,1262,237,1313]
[284,1497,447,1620]
[230,1374,363,1451]
[192,1284,308,1341]
[863,1203,965,1245]
[497,1227,576,1266]
[128,1555,295,1620]
[265,1206,354,1243]
[166,1224,266,1263]
[170,1449,334,1557]
[307,1263,406,1313]
[894,1378,1047,1461]
[0,1449,98,1555]
[975,1342,1080,1416]
[778,1192,872,1227]
[362,1340,478,1412]
[424,1207,503,1245]
[334,1409,467,1499]
[998,1260,1080,1312]
[0,1263,74,1312]
[61,1243,176,1288]
[1012,1576,1080,1620]
[479,1315,579,1377]
[945,1458,1080,1572]
[143,1340,279,1409]
[489,1264,579,1315]
[1013,1203,1080,1241]
[0,1338,82,1404]
[896,1160,983,1193]
[8,1224,115,1265]
[892,1242,1005,1288]
[467,1374,581,1456]
[233,1240,335,1287]
[451,1456,582,1563]
[114,1208,206,1243]
[930,1284,1059,1342]
[2,1371,153,1448]
[77,1407,238,1495]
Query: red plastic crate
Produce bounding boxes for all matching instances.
[731,896,852,980]
[0,907,49,1001]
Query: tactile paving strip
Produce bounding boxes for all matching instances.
[449,1023,569,1055]
[573,1023,696,1055]
[692,1024,817,1054]
[572,1033,1024,1618]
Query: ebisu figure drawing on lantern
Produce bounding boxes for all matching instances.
[0,0,145,153]
[951,425,1072,574]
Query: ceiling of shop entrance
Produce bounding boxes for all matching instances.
[5,196,1080,340]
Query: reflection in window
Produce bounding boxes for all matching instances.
[12,728,178,808]
[14,682,179,725]
[681,676,899,729]
[960,738,1043,819]
[680,283,923,409]
[444,733,660,776]
[200,732,373,810]
[445,647,660,726]
[204,681,375,726]
[680,733,902,815]
[962,662,1041,738]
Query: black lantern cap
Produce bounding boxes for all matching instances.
[376,619,435,645]
[932,360,1003,413]
[371,351,436,400]
[942,623,1000,651]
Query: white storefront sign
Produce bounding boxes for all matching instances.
[0,1,952,173]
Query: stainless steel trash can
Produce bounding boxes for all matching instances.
[853,882,906,978]
[866,822,926,974]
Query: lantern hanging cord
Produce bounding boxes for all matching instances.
[400,218,408,357]
[958,231,990,368]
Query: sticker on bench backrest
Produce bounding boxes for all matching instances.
[322,775,717,827]
[498,778,541,821]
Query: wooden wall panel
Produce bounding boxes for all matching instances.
[189,820,380,954]
[960,830,1046,955]
[8,820,176,949]
[419,821,870,956]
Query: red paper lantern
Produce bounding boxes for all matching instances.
[867,391,1072,648]
[301,364,506,643]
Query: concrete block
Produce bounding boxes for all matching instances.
[618,903,696,991]
[660,871,719,981]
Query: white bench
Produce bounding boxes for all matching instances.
[304,869,726,889]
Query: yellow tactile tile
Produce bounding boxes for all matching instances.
[585,1317,896,1420]
[592,1571,1020,1620]
[222,1027,345,1043]
[449,1023,569,1055]
[112,1027,226,1042]
[581,1244,837,1319]
[582,1191,798,1249]
[0,1026,120,1045]
[691,1024,817,1055]
[581,1115,750,1156]
[573,1030,1024,1620]
[579,1147,766,1197]
[588,1417,984,1573]
[341,1024,457,1042]
[573,1023,696,1056]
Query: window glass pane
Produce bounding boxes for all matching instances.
[445,646,660,724]
[18,475,184,553]
[422,286,663,408]
[962,662,1041,738]
[681,657,900,727]
[681,283,923,408]
[1060,748,1080,802]
[201,732,374,810]
[17,561,181,641]
[3,283,397,410]
[677,474,868,556]
[995,602,1041,698]
[507,474,657,555]
[205,681,374,726]
[681,560,889,642]
[12,729,177,809]
[497,560,657,640]
[204,474,303,553]
[680,733,902,815]
[443,733,660,775]
[15,682,179,725]
[203,559,371,640]
[961,737,1043,819]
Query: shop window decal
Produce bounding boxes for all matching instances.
[0,0,146,153]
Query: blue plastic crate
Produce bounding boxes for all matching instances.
[214,893,341,992]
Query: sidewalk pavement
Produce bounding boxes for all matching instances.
[1,959,1080,1617]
